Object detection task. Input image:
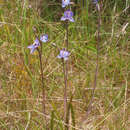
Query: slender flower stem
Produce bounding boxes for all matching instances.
[62,21,69,125]
[65,90,75,130]
[65,21,69,119]
[65,21,69,50]
[37,46,48,129]
[62,58,68,121]
[36,35,47,116]
[37,47,46,114]
[86,3,101,117]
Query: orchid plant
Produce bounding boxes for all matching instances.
[27,34,48,122]
[58,0,75,129]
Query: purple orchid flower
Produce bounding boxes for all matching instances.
[62,0,70,8]
[61,10,74,22]
[28,34,48,54]
[57,49,70,61]
[40,34,48,43]
[28,38,40,54]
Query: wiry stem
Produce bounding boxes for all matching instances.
[62,58,67,122]
[65,90,75,130]
[63,21,69,127]
[86,3,101,117]
[37,47,46,114]
[65,21,69,50]
[37,41,48,128]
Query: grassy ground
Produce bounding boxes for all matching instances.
[0,0,129,129]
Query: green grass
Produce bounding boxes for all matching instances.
[0,0,129,129]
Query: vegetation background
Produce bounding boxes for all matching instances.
[0,0,129,129]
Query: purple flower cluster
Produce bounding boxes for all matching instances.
[57,0,74,60]
[28,34,48,54]
[28,0,74,60]
[61,0,74,22]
